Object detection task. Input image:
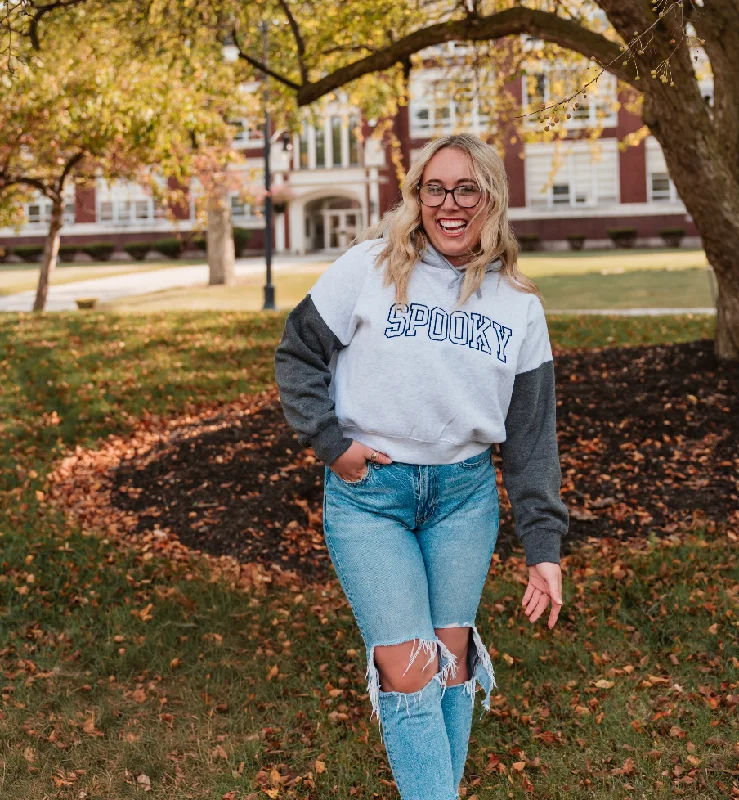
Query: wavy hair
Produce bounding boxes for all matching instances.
[358,133,540,309]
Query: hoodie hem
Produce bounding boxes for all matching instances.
[341,426,496,465]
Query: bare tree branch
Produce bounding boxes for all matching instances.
[0,173,50,197]
[296,7,637,106]
[231,26,301,91]
[276,0,307,85]
[56,150,85,192]
[0,150,85,203]
[29,0,89,49]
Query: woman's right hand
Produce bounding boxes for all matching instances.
[329,441,392,482]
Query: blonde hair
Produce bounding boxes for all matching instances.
[358,133,540,309]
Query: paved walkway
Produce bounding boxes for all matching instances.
[0,258,717,316]
[548,307,715,315]
[0,256,329,312]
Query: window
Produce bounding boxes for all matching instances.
[315,124,326,167]
[118,201,132,223]
[552,184,570,205]
[348,115,360,166]
[409,74,490,136]
[100,201,114,222]
[646,138,681,204]
[299,123,309,169]
[229,118,264,147]
[650,173,672,202]
[294,113,362,170]
[572,96,591,121]
[412,106,431,133]
[96,183,163,226]
[534,74,547,106]
[25,198,75,225]
[525,140,619,209]
[523,68,617,128]
[230,194,254,218]
[331,117,342,167]
[27,204,45,225]
[230,119,247,143]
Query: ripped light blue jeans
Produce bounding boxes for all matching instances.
[322,445,500,800]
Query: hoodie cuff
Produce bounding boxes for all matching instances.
[519,529,562,567]
[311,426,353,466]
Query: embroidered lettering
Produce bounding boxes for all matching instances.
[492,321,513,363]
[428,307,448,341]
[384,303,408,338]
[468,312,492,355]
[383,303,511,361]
[405,303,430,336]
[448,311,469,345]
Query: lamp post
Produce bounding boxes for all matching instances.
[260,21,276,310]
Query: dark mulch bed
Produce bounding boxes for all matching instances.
[109,339,738,580]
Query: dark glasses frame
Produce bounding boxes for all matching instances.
[417,182,484,209]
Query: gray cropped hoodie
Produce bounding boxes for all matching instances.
[274,238,569,566]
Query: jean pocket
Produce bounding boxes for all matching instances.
[457,448,492,470]
[330,464,373,487]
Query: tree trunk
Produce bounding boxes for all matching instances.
[706,248,739,362]
[641,90,739,362]
[207,187,235,287]
[33,198,63,312]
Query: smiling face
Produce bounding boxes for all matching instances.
[419,147,486,268]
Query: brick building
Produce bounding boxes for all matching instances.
[1,51,708,255]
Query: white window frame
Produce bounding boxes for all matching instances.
[229,118,265,149]
[646,137,681,204]
[524,140,620,210]
[95,180,162,226]
[229,192,259,221]
[24,195,75,227]
[521,65,618,129]
[409,70,490,137]
[291,112,363,170]
[314,119,328,168]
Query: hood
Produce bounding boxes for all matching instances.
[420,243,503,301]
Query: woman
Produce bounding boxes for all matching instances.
[274,133,569,800]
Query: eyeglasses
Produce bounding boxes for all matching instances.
[418,183,483,208]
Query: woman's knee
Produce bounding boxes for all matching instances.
[435,626,471,685]
[373,639,440,693]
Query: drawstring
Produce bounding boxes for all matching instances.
[423,244,502,301]
[446,263,484,300]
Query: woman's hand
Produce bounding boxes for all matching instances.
[329,441,392,482]
[522,562,563,629]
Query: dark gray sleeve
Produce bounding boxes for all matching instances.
[499,360,569,566]
[274,294,354,466]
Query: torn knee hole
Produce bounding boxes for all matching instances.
[374,638,441,692]
[365,637,459,734]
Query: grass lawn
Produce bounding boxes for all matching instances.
[519,248,707,277]
[102,262,715,313]
[0,260,206,297]
[0,311,735,799]
[100,268,330,312]
[536,267,714,310]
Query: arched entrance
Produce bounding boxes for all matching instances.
[304,196,363,253]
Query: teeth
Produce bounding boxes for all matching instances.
[439,220,466,230]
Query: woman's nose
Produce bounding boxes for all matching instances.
[440,189,459,210]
